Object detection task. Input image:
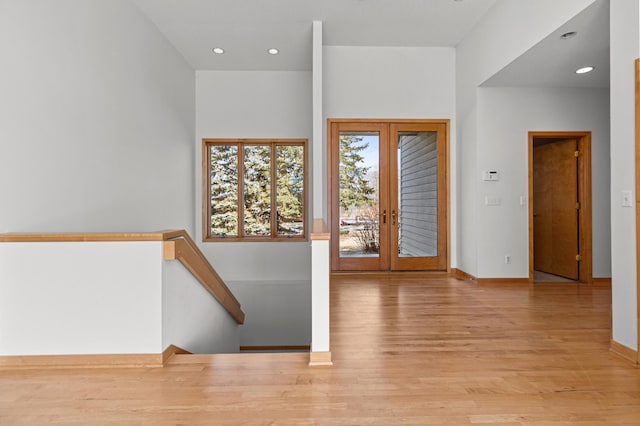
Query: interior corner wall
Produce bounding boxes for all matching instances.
[322,46,457,265]
[476,87,610,279]
[610,0,639,351]
[457,105,479,276]
[455,0,597,277]
[195,70,312,281]
[0,0,196,234]
[456,0,597,117]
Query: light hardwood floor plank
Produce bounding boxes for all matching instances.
[1,275,639,425]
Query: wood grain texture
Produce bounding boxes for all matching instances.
[311,218,330,240]
[1,275,637,424]
[476,277,531,284]
[308,351,333,366]
[201,138,309,242]
[451,268,477,281]
[0,232,168,242]
[0,354,163,369]
[239,346,311,352]
[162,345,191,364]
[390,122,448,271]
[329,119,449,272]
[579,134,593,283]
[529,132,592,283]
[533,139,579,280]
[165,234,245,324]
[329,120,390,272]
[610,340,639,366]
[636,58,640,365]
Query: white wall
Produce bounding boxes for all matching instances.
[0,242,163,355]
[323,46,457,265]
[311,238,330,353]
[0,240,242,356]
[162,260,239,353]
[195,71,312,281]
[476,87,610,278]
[0,0,195,234]
[228,281,311,347]
[610,0,639,351]
[457,0,597,117]
[323,47,456,120]
[458,105,479,275]
[456,0,597,276]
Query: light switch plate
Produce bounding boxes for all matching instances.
[482,170,500,181]
[485,196,501,206]
[622,190,633,207]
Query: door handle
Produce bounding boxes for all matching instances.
[380,210,386,224]
[392,210,396,225]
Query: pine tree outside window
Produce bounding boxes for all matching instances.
[203,139,307,241]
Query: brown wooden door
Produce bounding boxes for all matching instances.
[389,123,447,271]
[533,139,579,280]
[330,122,391,271]
[330,120,448,272]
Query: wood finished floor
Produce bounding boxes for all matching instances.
[1,276,639,425]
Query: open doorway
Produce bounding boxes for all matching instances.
[528,132,592,283]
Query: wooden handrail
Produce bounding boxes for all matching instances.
[0,232,169,242]
[162,231,245,324]
[0,230,245,324]
[311,219,330,241]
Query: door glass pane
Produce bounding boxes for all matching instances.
[339,132,379,258]
[244,145,271,236]
[276,145,304,237]
[397,131,438,257]
[209,145,238,237]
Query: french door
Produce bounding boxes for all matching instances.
[329,120,448,272]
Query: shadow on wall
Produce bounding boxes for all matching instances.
[227,280,311,348]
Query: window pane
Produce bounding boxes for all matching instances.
[397,131,438,257]
[209,145,238,237]
[276,145,304,237]
[338,132,379,258]
[244,145,271,236]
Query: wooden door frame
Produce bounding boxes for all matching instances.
[328,121,390,271]
[389,122,448,271]
[327,118,450,273]
[635,58,640,363]
[528,131,592,283]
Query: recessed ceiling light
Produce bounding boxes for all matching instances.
[575,66,595,74]
[560,31,577,40]
[268,48,279,55]
[212,47,225,54]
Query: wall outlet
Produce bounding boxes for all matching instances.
[505,255,511,264]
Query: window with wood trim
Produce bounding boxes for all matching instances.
[203,139,308,241]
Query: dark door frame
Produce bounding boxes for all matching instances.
[528,131,592,283]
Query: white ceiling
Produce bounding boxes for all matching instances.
[132,0,610,89]
[132,0,499,71]
[483,0,609,89]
